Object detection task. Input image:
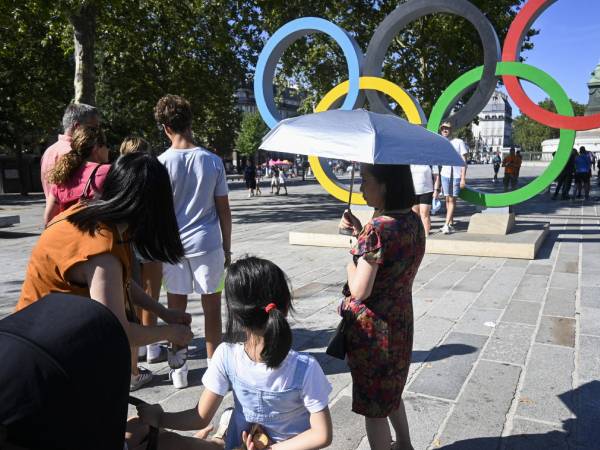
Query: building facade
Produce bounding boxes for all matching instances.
[472,90,513,156]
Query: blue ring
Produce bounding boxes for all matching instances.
[254,17,363,129]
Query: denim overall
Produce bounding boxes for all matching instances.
[223,351,311,449]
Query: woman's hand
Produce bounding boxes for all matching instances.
[137,403,164,429]
[168,324,194,347]
[339,209,361,235]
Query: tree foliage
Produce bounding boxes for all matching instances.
[235,112,268,157]
[512,99,586,152]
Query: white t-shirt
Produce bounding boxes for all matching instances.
[158,146,228,257]
[410,165,435,195]
[440,138,468,178]
[202,343,332,414]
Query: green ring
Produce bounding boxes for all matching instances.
[428,62,575,207]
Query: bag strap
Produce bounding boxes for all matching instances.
[80,163,105,201]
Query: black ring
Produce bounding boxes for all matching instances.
[363,0,500,129]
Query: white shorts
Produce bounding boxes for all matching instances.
[163,248,225,295]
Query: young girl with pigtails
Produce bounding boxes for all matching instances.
[135,256,333,450]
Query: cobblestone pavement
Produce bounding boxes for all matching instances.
[1,165,599,449]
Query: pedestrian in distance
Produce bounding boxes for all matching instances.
[575,147,592,200]
[271,166,280,194]
[492,151,502,183]
[17,153,194,392]
[135,257,333,450]
[553,149,577,200]
[255,165,262,196]
[119,135,167,367]
[278,168,288,195]
[339,164,425,450]
[44,125,111,226]
[40,103,100,198]
[155,94,232,389]
[502,147,521,192]
[410,164,438,236]
[434,121,468,234]
[244,162,257,198]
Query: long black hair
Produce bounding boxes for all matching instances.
[68,152,184,264]
[362,163,416,210]
[224,256,293,369]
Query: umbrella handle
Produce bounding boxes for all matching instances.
[338,163,355,236]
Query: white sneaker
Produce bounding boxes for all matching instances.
[170,363,189,389]
[130,367,153,391]
[168,345,188,370]
[448,223,456,233]
[440,223,452,234]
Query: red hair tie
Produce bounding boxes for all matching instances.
[264,303,277,314]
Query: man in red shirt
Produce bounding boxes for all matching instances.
[40,103,99,197]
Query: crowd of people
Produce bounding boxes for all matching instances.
[4,95,428,450]
[552,146,598,201]
[244,162,289,197]
[12,95,599,450]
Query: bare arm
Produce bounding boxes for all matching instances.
[69,254,192,347]
[138,388,223,431]
[43,195,60,226]
[346,257,379,302]
[215,195,232,264]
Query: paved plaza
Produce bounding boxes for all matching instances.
[1,165,599,449]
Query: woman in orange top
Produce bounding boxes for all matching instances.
[18,152,193,390]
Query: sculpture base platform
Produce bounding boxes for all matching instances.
[289,221,549,260]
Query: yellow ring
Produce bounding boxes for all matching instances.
[309,76,424,205]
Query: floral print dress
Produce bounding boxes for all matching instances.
[343,211,425,418]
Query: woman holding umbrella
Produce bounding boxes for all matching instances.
[339,163,425,450]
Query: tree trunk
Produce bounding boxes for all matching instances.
[69,2,97,105]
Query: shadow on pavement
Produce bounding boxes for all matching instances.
[438,380,600,449]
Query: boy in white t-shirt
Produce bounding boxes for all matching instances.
[136,257,333,449]
[155,95,232,388]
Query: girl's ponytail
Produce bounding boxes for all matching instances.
[262,306,292,369]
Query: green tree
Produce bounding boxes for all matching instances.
[513,99,585,152]
[250,0,537,117]
[0,1,73,193]
[235,112,268,159]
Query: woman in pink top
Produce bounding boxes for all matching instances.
[44,125,110,225]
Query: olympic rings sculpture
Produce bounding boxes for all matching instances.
[253,0,593,208]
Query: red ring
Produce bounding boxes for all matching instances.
[502,0,600,131]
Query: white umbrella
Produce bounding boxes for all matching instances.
[260,108,465,166]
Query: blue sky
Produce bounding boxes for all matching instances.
[500,0,600,115]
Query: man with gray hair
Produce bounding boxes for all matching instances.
[40,103,99,197]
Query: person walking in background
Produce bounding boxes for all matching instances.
[135,257,333,449]
[435,121,468,234]
[43,125,110,225]
[271,165,280,194]
[255,164,262,196]
[278,168,288,195]
[575,147,592,200]
[339,164,425,450]
[18,153,193,392]
[410,165,438,235]
[41,103,100,198]
[492,151,502,183]
[515,150,523,185]
[155,95,232,389]
[502,147,521,192]
[119,135,167,366]
[243,162,257,198]
[553,149,577,200]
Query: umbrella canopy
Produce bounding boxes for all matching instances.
[260,109,465,166]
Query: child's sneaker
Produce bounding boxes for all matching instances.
[440,223,452,234]
[130,367,153,391]
[169,363,189,389]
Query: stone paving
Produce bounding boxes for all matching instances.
[1,165,599,449]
